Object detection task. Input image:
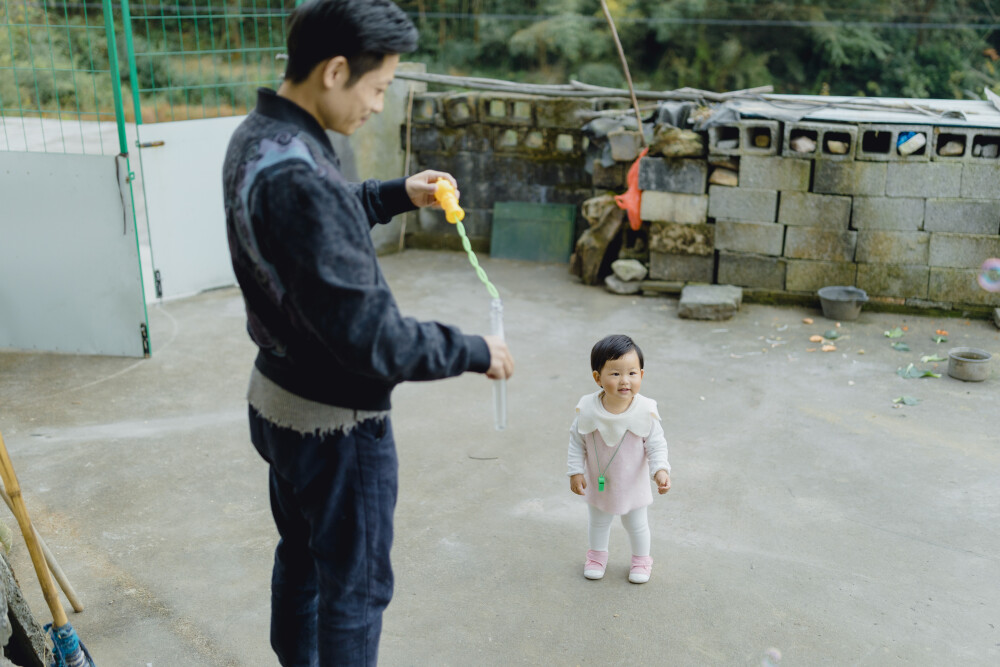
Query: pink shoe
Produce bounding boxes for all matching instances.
[584,550,608,580]
[629,555,653,584]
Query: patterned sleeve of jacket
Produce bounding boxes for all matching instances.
[250,161,489,383]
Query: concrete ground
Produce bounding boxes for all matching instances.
[0,249,998,666]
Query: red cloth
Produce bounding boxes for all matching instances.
[614,147,648,231]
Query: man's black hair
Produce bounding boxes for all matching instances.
[591,334,644,373]
[284,0,418,85]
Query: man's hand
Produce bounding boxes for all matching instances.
[405,170,459,209]
[655,470,671,494]
[570,474,586,495]
[482,335,513,380]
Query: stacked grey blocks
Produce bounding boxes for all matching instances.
[638,117,1000,310]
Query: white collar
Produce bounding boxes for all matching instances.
[575,391,660,446]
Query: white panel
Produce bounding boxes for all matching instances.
[137,117,242,300]
[0,152,147,356]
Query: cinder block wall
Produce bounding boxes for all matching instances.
[400,94,1000,312]
[403,92,595,251]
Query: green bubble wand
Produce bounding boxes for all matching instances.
[435,178,506,430]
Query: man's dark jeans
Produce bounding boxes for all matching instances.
[249,407,398,667]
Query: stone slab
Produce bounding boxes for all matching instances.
[640,191,709,224]
[960,164,1000,199]
[778,192,852,228]
[649,251,714,282]
[855,231,930,265]
[856,263,930,299]
[638,157,708,194]
[678,284,743,320]
[813,160,887,196]
[784,227,858,262]
[886,163,962,198]
[785,259,857,292]
[708,186,778,222]
[928,232,1000,268]
[739,156,811,191]
[924,199,1000,234]
[851,196,924,231]
[717,251,787,290]
[714,220,785,256]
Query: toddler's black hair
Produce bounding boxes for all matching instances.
[591,334,644,373]
[284,0,418,85]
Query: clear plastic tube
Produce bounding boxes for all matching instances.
[490,298,507,431]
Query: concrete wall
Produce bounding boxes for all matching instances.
[403,91,595,251]
[401,95,1000,313]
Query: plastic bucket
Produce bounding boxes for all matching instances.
[947,347,992,382]
[817,286,868,321]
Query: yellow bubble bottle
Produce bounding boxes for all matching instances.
[434,178,465,223]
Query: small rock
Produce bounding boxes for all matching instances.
[607,128,642,162]
[678,284,743,321]
[897,131,926,155]
[708,167,738,186]
[973,143,984,157]
[753,133,771,148]
[650,125,704,157]
[715,138,739,151]
[708,156,739,170]
[938,140,964,156]
[982,143,999,158]
[604,274,642,295]
[790,135,817,153]
[825,139,849,154]
[611,259,648,282]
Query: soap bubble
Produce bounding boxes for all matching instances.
[761,648,782,667]
[977,258,1000,292]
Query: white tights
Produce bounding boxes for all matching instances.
[588,504,650,557]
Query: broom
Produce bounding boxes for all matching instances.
[0,431,94,666]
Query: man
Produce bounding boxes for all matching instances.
[221,1,514,664]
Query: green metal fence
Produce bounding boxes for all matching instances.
[123,1,290,124]
[1,0,292,154]
[0,0,129,155]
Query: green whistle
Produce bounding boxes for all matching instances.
[598,475,605,491]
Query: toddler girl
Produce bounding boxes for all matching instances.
[567,334,670,583]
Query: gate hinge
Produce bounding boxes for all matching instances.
[140,322,150,358]
[154,269,163,298]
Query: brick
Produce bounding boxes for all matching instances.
[856,264,929,299]
[928,232,1000,268]
[785,260,857,292]
[442,93,478,126]
[813,161,886,196]
[739,121,780,156]
[708,186,777,222]
[649,222,714,256]
[649,252,714,282]
[778,192,852,228]
[930,268,1000,306]
[924,199,1000,234]
[784,227,857,261]
[739,156,811,191]
[438,126,492,153]
[714,220,785,256]
[782,122,857,161]
[886,163,961,198]
[638,157,707,194]
[411,93,441,123]
[640,191,708,223]
[478,93,535,126]
[851,196,924,231]
[608,129,642,162]
[960,164,1000,199]
[856,124,932,162]
[855,231,930,265]
[419,206,491,238]
[717,251,786,290]
[930,127,974,162]
[592,160,627,189]
[534,97,596,128]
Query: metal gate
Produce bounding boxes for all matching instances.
[0,0,149,357]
